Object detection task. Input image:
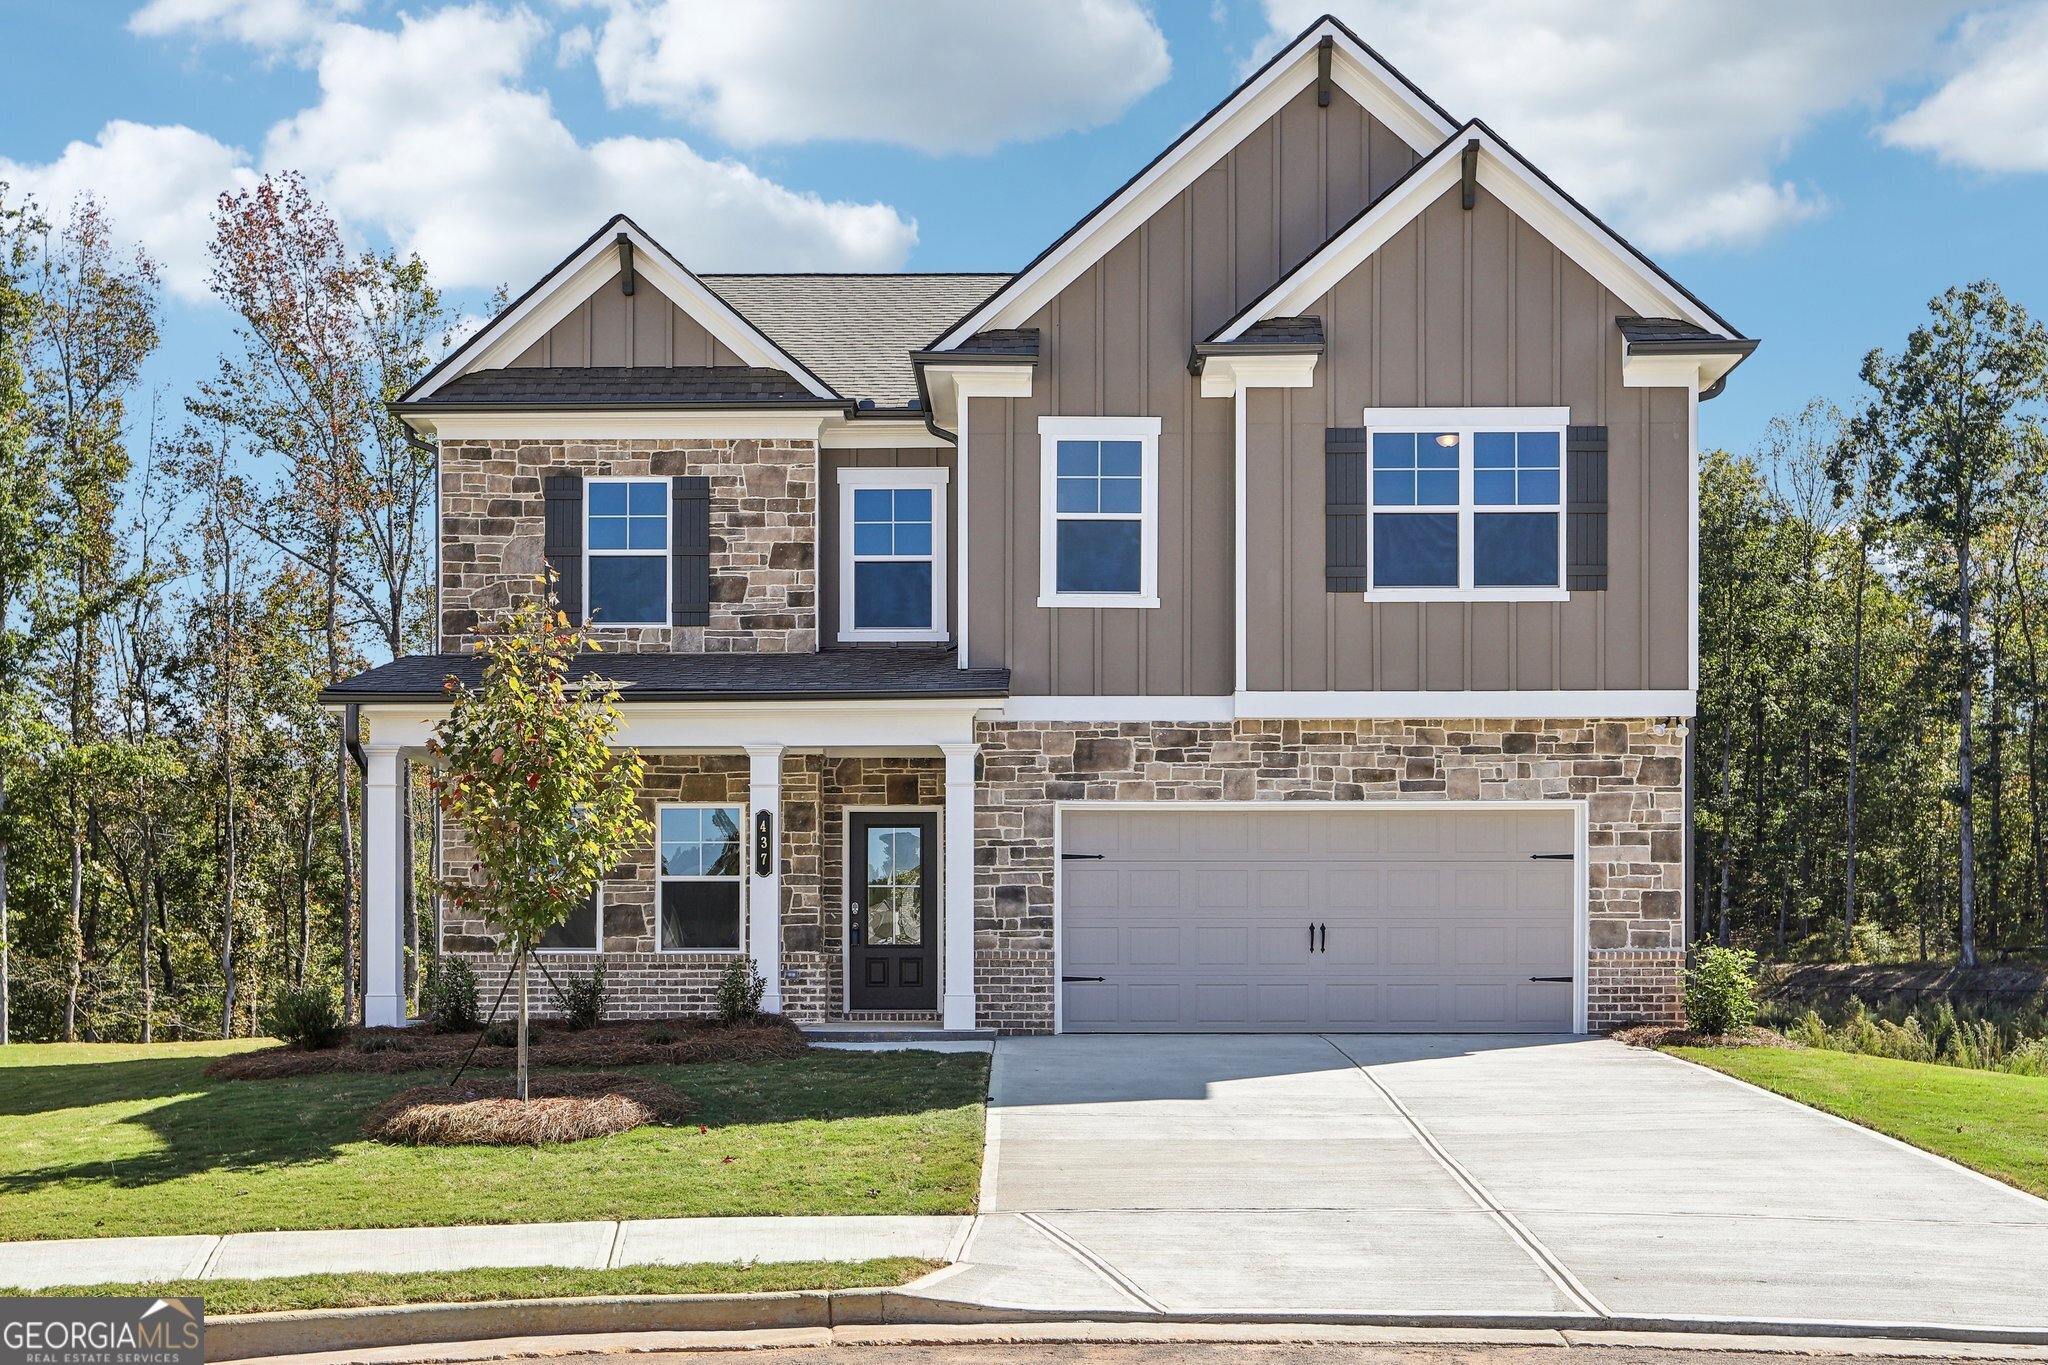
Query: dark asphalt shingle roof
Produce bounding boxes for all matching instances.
[404,366,824,408]
[323,649,1009,704]
[1237,316,1325,346]
[1615,316,1754,352]
[952,328,1040,356]
[702,274,1009,408]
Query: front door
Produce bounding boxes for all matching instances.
[848,811,938,1011]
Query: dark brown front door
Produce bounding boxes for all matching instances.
[848,812,938,1011]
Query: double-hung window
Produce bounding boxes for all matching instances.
[1363,407,1568,601]
[657,805,744,952]
[586,477,669,625]
[837,467,948,641]
[538,891,600,952]
[1038,416,1161,608]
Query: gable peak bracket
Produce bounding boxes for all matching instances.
[616,232,636,296]
[1316,35,1334,107]
[1461,139,1479,210]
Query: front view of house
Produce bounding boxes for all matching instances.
[330,15,1753,1036]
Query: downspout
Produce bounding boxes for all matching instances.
[343,703,368,778]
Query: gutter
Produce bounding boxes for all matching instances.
[1186,340,1325,376]
[342,703,367,777]
[319,685,1012,706]
[389,398,854,418]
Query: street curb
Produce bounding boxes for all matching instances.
[203,1290,2048,1361]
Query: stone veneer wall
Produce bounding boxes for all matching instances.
[437,436,816,653]
[440,753,940,1023]
[971,717,1687,1034]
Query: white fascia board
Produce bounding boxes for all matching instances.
[411,223,839,403]
[1219,131,1732,343]
[1236,689,1695,720]
[921,362,1035,433]
[409,411,829,442]
[984,696,1236,723]
[1622,349,1743,391]
[821,419,954,449]
[1198,351,1320,398]
[343,697,983,750]
[933,23,1453,348]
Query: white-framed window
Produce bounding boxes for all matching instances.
[656,803,744,952]
[1362,407,1570,602]
[837,466,949,642]
[1038,416,1161,609]
[585,476,669,626]
[537,888,601,953]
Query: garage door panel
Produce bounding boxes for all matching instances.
[1061,809,1575,1033]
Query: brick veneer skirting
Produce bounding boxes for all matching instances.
[970,716,1688,1034]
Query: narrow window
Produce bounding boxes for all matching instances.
[537,891,600,952]
[586,478,669,625]
[837,467,948,642]
[1038,416,1161,608]
[657,805,744,952]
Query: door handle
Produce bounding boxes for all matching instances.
[1319,923,1327,953]
[1309,923,1316,953]
[1061,975,1106,983]
[1528,975,1572,983]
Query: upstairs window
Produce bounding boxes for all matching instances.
[1038,416,1161,608]
[1363,409,1568,601]
[838,467,949,642]
[586,477,668,625]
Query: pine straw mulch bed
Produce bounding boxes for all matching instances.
[361,1072,690,1146]
[204,1014,807,1080]
[1611,1022,1796,1050]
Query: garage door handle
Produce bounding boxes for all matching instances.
[1530,853,1575,861]
[1061,853,1105,860]
[1062,975,1106,983]
[1528,975,1573,983]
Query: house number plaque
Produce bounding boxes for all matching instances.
[754,809,774,876]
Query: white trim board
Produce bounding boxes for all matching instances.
[932,19,1454,349]
[836,465,951,644]
[405,411,831,443]
[406,217,840,405]
[983,691,1692,723]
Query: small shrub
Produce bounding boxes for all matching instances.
[551,963,608,1031]
[264,984,349,1051]
[714,956,766,1026]
[422,957,482,1034]
[645,1024,682,1045]
[482,1020,544,1049]
[355,1033,407,1054]
[1684,945,1760,1036]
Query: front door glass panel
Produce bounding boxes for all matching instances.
[865,826,925,946]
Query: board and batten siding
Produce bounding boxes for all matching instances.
[510,285,746,369]
[819,447,959,645]
[967,82,1421,698]
[1244,184,1690,694]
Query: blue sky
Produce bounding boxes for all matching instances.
[5,0,2048,460]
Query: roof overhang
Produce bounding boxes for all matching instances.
[1212,123,1747,354]
[334,697,993,752]
[915,357,1037,435]
[1191,347,1323,398]
[400,215,843,413]
[399,409,839,442]
[926,16,1456,352]
[1619,334,1759,393]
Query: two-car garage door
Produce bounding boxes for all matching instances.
[1059,807,1577,1032]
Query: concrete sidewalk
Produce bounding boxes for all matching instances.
[0,1216,973,1291]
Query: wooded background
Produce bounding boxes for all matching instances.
[2,175,2043,1043]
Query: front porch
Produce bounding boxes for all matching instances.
[333,657,1005,1033]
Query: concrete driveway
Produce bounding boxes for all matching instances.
[913,1035,2048,1332]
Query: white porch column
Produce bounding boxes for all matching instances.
[745,743,785,1013]
[362,743,407,1027]
[939,741,978,1030]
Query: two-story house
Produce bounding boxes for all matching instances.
[328,14,1754,1036]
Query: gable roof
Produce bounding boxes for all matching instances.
[1208,120,1747,349]
[926,14,1458,352]
[704,273,1006,409]
[400,215,843,406]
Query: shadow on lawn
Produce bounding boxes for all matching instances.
[0,1049,984,1197]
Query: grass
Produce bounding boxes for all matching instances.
[1671,1044,2048,1199]
[28,1258,939,1315]
[0,1040,987,1240]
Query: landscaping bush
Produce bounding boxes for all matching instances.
[421,957,481,1034]
[714,956,766,1026]
[1684,945,1760,1036]
[263,984,349,1051]
[482,1020,543,1049]
[550,964,607,1031]
[1784,999,2048,1076]
[361,1072,689,1146]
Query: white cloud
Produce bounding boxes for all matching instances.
[1882,2,2048,173]
[262,4,916,287]
[584,0,1171,155]
[1259,0,1979,252]
[129,0,360,48]
[0,121,257,301]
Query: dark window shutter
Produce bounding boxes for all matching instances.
[1566,426,1608,592]
[671,475,711,626]
[543,475,584,620]
[1325,427,1371,592]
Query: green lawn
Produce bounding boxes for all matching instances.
[31,1259,938,1315]
[0,1041,987,1240]
[1670,1044,2048,1199]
